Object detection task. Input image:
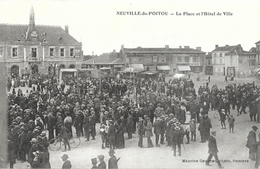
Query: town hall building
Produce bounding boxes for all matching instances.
[0,7,83,77]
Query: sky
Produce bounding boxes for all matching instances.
[0,0,260,55]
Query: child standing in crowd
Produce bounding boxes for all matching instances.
[100,124,107,149]
[228,115,235,133]
[220,109,226,129]
[190,119,196,141]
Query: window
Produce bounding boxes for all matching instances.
[50,48,55,57]
[60,48,64,57]
[12,47,18,57]
[184,56,189,62]
[0,46,3,57]
[219,59,223,64]
[177,56,182,62]
[193,57,199,62]
[213,58,217,64]
[70,48,74,57]
[31,48,37,57]
[220,53,222,57]
[208,60,211,65]
[239,59,243,63]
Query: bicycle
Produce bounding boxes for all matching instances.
[49,135,81,151]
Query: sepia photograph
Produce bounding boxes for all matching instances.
[0,0,260,168]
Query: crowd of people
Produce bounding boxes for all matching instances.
[5,71,260,168]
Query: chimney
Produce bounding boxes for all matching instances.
[196,47,201,51]
[165,45,169,49]
[184,46,189,49]
[225,45,229,48]
[65,25,69,34]
[215,45,218,49]
[179,46,182,48]
[113,49,116,53]
[121,45,124,49]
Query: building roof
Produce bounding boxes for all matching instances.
[255,40,260,44]
[225,45,255,56]
[206,52,212,59]
[212,45,237,52]
[122,47,205,54]
[82,53,124,65]
[0,24,81,46]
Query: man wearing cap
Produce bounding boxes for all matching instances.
[108,149,118,169]
[247,126,258,161]
[18,127,27,162]
[206,131,223,168]
[97,155,106,169]
[126,112,134,139]
[61,154,72,169]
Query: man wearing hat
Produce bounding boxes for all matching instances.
[206,131,223,168]
[91,158,98,169]
[137,117,144,148]
[97,155,106,169]
[246,126,258,161]
[108,120,116,150]
[61,154,72,169]
[172,125,183,156]
[108,149,118,169]
[126,112,134,139]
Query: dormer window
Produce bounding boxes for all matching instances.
[58,37,62,41]
[43,39,47,43]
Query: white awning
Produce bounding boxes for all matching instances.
[129,64,144,71]
[119,68,141,73]
[178,66,191,71]
[253,68,260,73]
[100,67,110,70]
[173,73,186,79]
[142,71,158,75]
[157,65,171,71]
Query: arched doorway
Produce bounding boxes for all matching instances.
[31,64,38,75]
[11,65,19,78]
[69,64,75,69]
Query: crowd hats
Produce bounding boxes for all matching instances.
[211,131,217,135]
[91,158,97,164]
[61,154,69,160]
[30,138,38,143]
[252,126,258,130]
[138,117,143,121]
[109,149,115,154]
[98,155,105,161]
